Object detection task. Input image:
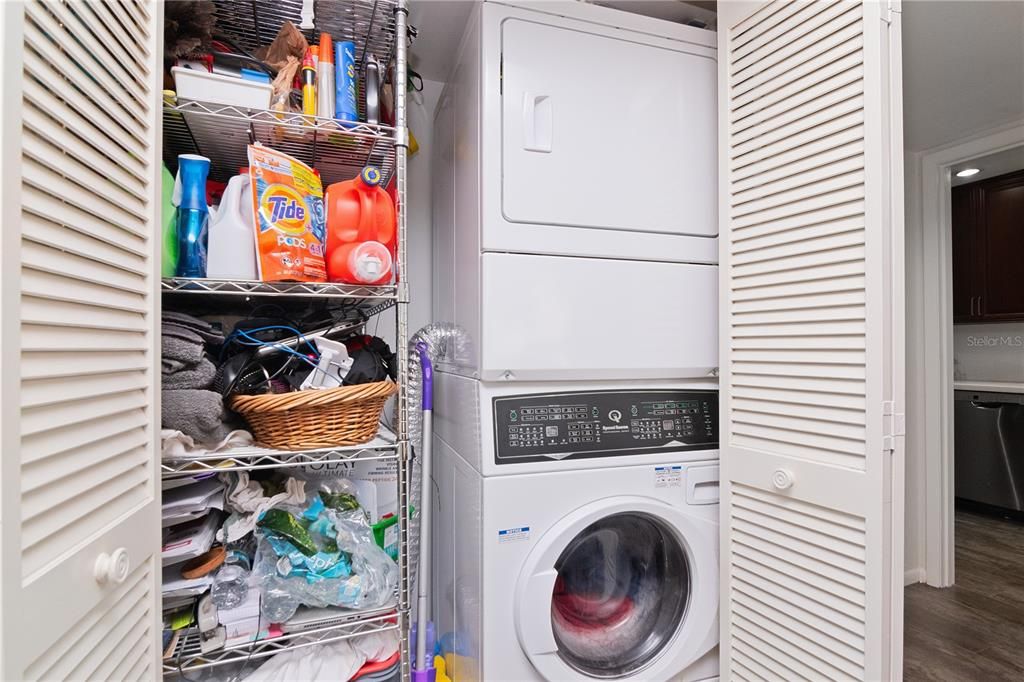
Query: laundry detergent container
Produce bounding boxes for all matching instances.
[325,166,397,285]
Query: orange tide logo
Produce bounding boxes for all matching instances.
[259,183,309,235]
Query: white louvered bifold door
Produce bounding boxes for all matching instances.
[718,1,904,680]
[0,1,162,678]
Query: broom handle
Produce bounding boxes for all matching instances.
[415,342,433,671]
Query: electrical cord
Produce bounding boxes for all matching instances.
[222,326,322,367]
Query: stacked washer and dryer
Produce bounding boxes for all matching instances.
[429,2,718,680]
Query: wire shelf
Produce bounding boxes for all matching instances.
[163,606,399,675]
[162,441,399,478]
[163,100,397,186]
[161,277,398,310]
[210,0,399,124]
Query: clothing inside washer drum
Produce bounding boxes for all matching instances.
[550,512,690,678]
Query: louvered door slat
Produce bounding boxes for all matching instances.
[21,326,148,354]
[22,204,150,265]
[22,12,147,140]
[23,158,148,237]
[23,129,147,217]
[1,0,160,676]
[24,3,148,129]
[49,0,148,86]
[733,125,865,182]
[22,240,147,292]
[21,409,149,465]
[95,0,149,47]
[22,428,147,493]
[733,8,862,96]
[733,0,849,76]
[23,95,147,192]
[720,1,903,679]
[732,0,805,50]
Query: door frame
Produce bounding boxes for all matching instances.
[915,120,1024,587]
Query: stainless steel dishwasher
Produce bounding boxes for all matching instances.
[955,390,1024,511]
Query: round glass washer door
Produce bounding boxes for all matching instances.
[549,512,690,678]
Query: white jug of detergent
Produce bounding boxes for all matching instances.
[207,170,257,280]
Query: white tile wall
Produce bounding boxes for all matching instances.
[953,322,1024,381]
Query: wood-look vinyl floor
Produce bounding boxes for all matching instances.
[904,510,1024,681]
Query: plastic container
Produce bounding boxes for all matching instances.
[172,67,273,109]
[174,154,211,278]
[211,535,254,609]
[207,169,257,280]
[318,33,335,119]
[325,166,397,285]
[335,41,358,123]
[161,163,178,277]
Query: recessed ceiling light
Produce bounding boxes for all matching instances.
[956,168,981,178]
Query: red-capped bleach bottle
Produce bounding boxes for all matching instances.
[325,166,397,285]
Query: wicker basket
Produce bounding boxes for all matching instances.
[229,381,397,450]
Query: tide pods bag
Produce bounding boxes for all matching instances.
[248,145,327,281]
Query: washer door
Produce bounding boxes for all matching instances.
[514,497,718,681]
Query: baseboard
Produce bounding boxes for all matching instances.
[904,567,926,586]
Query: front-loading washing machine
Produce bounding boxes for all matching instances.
[430,375,719,681]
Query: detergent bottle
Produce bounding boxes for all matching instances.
[325,166,397,285]
[174,154,212,278]
[207,168,257,280]
[161,163,178,277]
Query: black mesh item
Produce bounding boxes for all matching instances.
[343,335,397,385]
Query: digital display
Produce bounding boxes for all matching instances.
[493,390,718,464]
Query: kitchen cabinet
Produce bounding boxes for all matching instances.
[953,170,1024,322]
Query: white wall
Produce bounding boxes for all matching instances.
[375,79,444,348]
[954,323,1024,382]
[406,79,445,335]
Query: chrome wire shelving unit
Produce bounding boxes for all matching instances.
[160,277,398,316]
[161,441,398,478]
[160,0,412,677]
[162,100,398,186]
[163,606,400,675]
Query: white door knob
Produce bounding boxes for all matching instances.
[771,469,795,491]
[94,548,130,585]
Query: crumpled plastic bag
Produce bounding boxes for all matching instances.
[253,481,398,622]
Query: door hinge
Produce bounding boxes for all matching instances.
[883,0,902,25]
[882,400,905,454]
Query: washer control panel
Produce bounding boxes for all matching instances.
[493,389,717,464]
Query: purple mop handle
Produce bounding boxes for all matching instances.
[416,341,433,411]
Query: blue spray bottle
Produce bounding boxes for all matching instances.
[174,154,211,278]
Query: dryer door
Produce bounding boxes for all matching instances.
[500,17,717,238]
[514,497,717,680]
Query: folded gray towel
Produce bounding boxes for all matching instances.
[162,389,233,445]
[162,332,205,372]
[163,321,223,346]
[162,357,216,390]
[162,357,191,375]
[163,311,224,345]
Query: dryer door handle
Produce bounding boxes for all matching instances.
[522,92,553,153]
[517,569,559,654]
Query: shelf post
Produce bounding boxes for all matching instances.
[393,1,412,680]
